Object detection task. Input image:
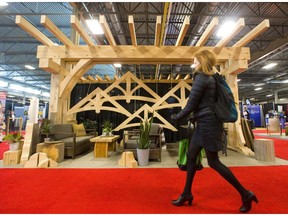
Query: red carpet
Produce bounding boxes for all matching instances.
[1,166,288,214]
[0,142,9,160]
[252,129,288,160]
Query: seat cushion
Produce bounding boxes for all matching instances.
[73,124,87,137]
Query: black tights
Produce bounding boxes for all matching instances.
[182,143,249,198]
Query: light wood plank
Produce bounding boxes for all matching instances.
[175,16,190,46]
[39,58,62,74]
[155,16,162,46]
[99,15,116,45]
[15,15,54,46]
[41,15,74,47]
[96,75,103,81]
[71,15,95,46]
[233,19,270,47]
[196,17,219,46]
[37,46,250,64]
[128,15,137,46]
[216,18,245,47]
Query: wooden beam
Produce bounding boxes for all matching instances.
[154,16,162,46]
[114,75,119,80]
[15,15,54,46]
[196,17,219,46]
[41,15,74,47]
[59,59,94,98]
[175,16,190,46]
[105,75,111,81]
[183,74,190,80]
[128,15,137,46]
[233,19,270,47]
[99,15,116,45]
[222,59,248,75]
[175,74,181,80]
[87,75,95,80]
[216,18,245,47]
[71,15,95,46]
[96,75,103,81]
[39,58,63,74]
[37,46,250,64]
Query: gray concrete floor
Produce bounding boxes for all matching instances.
[1,137,288,168]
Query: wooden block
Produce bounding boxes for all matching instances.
[118,152,126,166]
[38,158,49,168]
[118,151,138,168]
[49,159,58,167]
[254,139,275,162]
[36,142,64,163]
[3,150,21,165]
[24,153,39,168]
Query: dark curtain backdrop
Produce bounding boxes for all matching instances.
[70,83,189,142]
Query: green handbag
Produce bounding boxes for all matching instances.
[177,138,204,171]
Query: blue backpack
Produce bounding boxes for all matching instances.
[207,73,238,123]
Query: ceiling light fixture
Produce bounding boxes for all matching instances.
[262,62,278,69]
[25,65,35,70]
[114,63,121,68]
[0,80,8,87]
[254,87,262,91]
[266,94,273,97]
[0,2,8,6]
[255,83,265,86]
[85,19,104,34]
[191,64,196,68]
[216,21,236,38]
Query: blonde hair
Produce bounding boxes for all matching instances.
[194,50,217,75]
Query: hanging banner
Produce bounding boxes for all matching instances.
[0,91,7,141]
[249,104,261,127]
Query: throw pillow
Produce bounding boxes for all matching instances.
[73,124,87,137]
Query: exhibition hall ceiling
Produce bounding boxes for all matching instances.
[0,2,287,104]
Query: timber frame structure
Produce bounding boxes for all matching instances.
[15,14,270,156]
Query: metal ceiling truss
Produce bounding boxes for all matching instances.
[0,2,288,103]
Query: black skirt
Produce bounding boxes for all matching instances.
[191,112,224,152]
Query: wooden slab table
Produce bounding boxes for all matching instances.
[90,135,120,158]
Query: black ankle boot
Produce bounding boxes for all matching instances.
[239,191,258,213]
[171,194,193,206]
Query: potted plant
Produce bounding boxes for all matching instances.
[137,113,154,166]
[40,119,52,142]
[102,120,113,136]
[3,132,24,151]
[81,119,98,136]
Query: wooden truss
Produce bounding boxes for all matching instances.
[15,14,270,155]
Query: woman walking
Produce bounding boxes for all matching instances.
[171,49,258,213]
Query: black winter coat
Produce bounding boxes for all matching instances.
[174,71,217,121]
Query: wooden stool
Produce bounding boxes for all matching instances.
[254,139,275,162]
[3,150,22,165]
[36,141,64,163]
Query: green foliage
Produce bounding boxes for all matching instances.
[82,119,98,130]
[137,113,154,149]
[3,132,24,143]
[40,119,52,138]
[102,120,113,132]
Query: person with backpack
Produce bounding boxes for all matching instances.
[170,49,258,213]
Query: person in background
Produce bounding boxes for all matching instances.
[170,49,258,213]
[243,106,250,120]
